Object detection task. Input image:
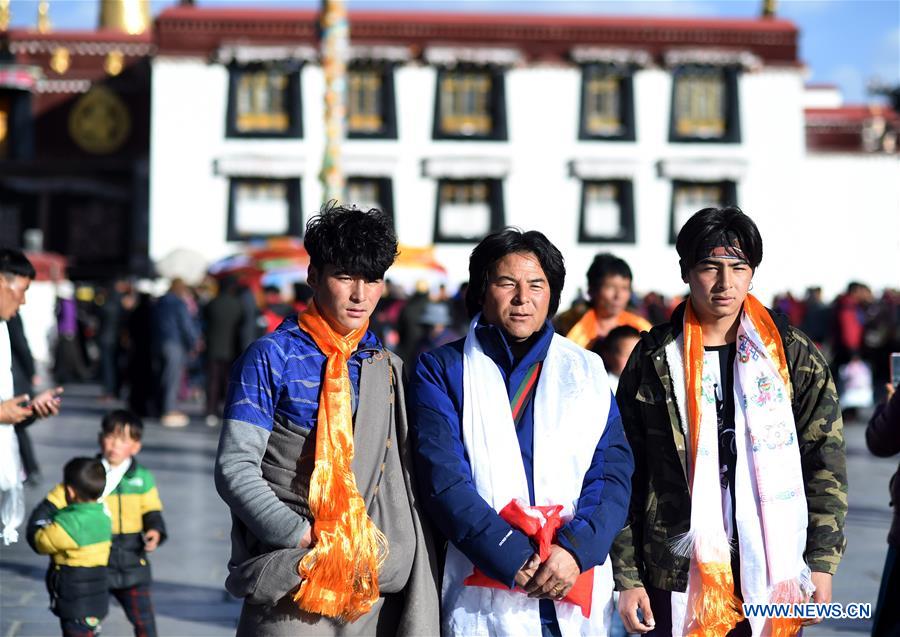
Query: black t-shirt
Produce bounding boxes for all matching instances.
[704,343,742,597]
[703,344,738,533]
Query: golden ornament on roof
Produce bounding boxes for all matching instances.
[50,47,70,75]
[105,50,125,76]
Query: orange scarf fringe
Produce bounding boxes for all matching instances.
[684,295,802,637]
[293,302,387,622]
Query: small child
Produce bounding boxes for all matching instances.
[30,410,167,637]
[28,457,111,637]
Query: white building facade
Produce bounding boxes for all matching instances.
[148,7,898,303]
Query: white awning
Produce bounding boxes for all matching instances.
[424,46,523,68]
[214,44,317,65]
[664,49,762,70]
[422,156,511,179]
[213,155,306,178]
[343,155,398,177]
[658,158,748,181]
[349,45,412,63]
[570,158,639,180]
[570,47,652,68]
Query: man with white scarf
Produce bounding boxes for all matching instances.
[0,249,64,545]
[410,229,633,637]
[612,207,847,636]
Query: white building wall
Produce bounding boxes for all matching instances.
[150,54,896,305]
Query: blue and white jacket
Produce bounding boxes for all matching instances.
[409,319,634,589]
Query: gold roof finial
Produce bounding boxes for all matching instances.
[37,0,51,33]
[762,0,777,18]
[1,0,11,32]
[99,0,150,35]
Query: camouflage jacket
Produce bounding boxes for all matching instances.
[610,302,848,592]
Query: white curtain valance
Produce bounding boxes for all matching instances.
[423,156,511,179]
[658,158,748,181]
[424,46,523,68]
[213,155,306,178]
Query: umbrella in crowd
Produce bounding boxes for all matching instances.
[385,246,448,293]
[208,239,448,293]
[155,248,209,286]
[208,238,311,290]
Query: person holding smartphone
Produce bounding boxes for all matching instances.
[866,363,900,637]
[1,249,64,545]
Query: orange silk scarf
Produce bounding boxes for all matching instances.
[294,302,387,622]
[565,308,651,348]
[683,294,798,637]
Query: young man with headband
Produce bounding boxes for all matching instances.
[612,207,847,636]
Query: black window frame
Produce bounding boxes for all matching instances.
[433,178,505,244]
[668,65,741,144]
[345,176,395,223]
[578,64,636,142]
[578,179,636,243]
[346,62,398,140]
[432,65,508,142]
[226,176,303,242]
[225,62,303,139]
[668,179,738,244]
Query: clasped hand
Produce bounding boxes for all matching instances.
[514,544,580,600]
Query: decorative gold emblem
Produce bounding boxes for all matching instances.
[49,47,70,75]
[104,50,124,76]
[68,86,131,154]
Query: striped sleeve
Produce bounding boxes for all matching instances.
[224,335,288,431]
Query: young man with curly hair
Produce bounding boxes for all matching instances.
[215,205,438,636]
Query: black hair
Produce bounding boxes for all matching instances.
[586,253,633,292]
[63,457,107,502]
[101,409,143,441]
[0,249,36,279]
[675,206,763,278]
[304,202,398,281]
[262,285,281,295]
[591,325,642,359]
[465,228,566,318]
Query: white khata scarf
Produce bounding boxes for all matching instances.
[665,296,812,637]
[441,316,616,637]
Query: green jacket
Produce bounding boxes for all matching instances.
[610,303,848,592]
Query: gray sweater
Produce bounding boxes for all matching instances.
[215,350,440,636]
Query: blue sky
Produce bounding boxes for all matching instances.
[8,0,899,103]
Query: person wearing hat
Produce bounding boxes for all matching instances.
[412,301,461,362]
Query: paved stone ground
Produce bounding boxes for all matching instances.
[0,384,894,636]
[1,384,241,637]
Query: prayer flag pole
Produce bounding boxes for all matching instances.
[319,0,348,204]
